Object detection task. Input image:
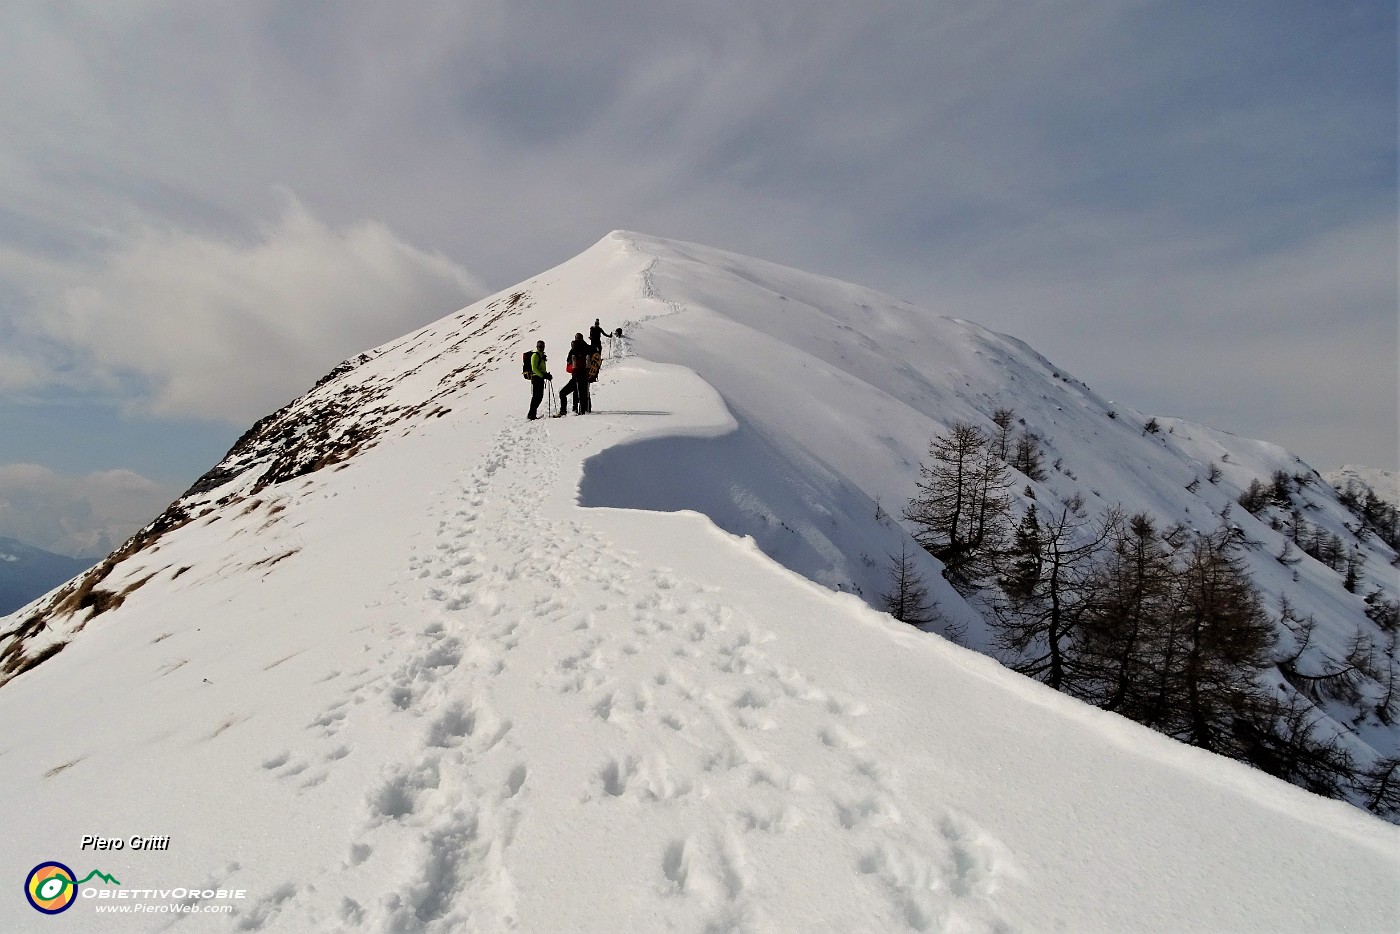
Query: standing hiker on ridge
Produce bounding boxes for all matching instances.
[526,340,551,420]
[557,332,593,416]
[586,319,607,388]
[589,319,609,356]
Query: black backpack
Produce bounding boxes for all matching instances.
[522,350,532,380]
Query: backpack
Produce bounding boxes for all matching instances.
[522,350,533,380]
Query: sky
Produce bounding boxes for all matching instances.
[0,0,1394,557]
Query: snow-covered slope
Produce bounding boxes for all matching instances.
[1328,465,1399,508]
[1,232,1396,932]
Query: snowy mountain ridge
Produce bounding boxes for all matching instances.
[1327,465,1399,508]
[1,231,1397,932]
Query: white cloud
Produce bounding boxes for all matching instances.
[0,1,1392,471]
[0,347,52,394]
[23,200,483,422]
[0,463,175,558]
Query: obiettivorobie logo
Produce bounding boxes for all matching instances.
[23,860,248,918]
[24,862,121,914]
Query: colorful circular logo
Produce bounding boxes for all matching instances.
[25,862,78,914]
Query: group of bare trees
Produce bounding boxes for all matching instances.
[886,418,1400,818]
[1239,471,1369,589]
[1337,478,1400,552]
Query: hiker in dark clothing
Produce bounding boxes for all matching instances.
[586,319,608,383]
[526,340,551,419]
[557,333,593,416]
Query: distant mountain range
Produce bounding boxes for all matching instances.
[0,536,89,616]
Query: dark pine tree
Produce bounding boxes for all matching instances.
[1358,756,1400,819]
[882,542,938,627]
[1011,431,1048,482]
[990,407,1016,463]
[991,499,1118,692]
[1000,505,1042,604]
[902,421,1011,590]
[1163,528,1278,758]
[1078,512,1177,716]
[1343,547,1364,593]
[1231,694,1356,799]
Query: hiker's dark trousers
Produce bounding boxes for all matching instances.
[560,374,590,414]
[528,376,545,418]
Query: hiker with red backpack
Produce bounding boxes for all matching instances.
[557,333,593,416]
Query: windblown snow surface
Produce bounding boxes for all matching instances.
[1,232,1396,932]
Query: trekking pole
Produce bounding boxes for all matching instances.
[546,378,554,417]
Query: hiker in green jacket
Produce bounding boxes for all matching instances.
[527,341,551,419]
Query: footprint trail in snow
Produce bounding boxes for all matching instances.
[254,418,1014,933]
